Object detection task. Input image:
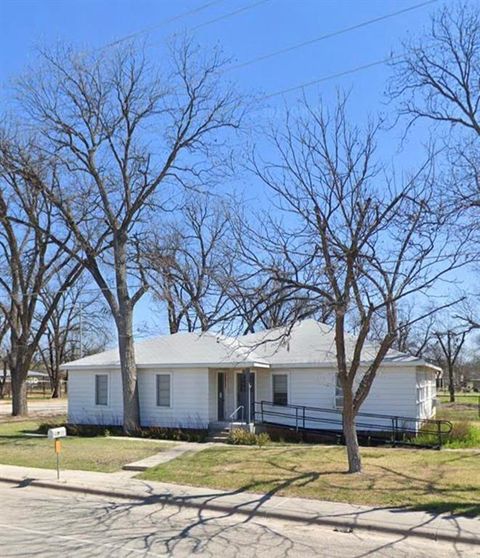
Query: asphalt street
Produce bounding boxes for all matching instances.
[0,483,477,557]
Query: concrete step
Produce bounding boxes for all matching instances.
[206,428,230,443]
[207,437,230,443]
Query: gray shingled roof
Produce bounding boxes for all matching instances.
[63,320,436,371]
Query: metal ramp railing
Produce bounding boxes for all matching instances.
[255,401,453,449]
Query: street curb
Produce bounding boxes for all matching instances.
[0,476,478,546]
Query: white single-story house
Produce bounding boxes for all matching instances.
[63,320,439,433]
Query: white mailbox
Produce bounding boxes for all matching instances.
[47,427,67,440]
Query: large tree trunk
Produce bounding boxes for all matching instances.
[343,391,362,473]
[114,234,141,434]
[448,363,455,403]
[116,309,140,434]
[11,367,28,416]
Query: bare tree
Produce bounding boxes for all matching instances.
[13,40,243,432]
[390,2,480,404]
[37,276,111,398]
[370,301,440,359]
[391,3,480,134]
[434,325,472,402]
[145,195,238,333]
[390,3,480,211]
[227,274,330,335]
[247,97,465,473]
[0,138,82,415]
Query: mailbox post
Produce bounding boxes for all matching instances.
[48,427,67,480]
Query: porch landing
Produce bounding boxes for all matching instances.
[207,421,253,443]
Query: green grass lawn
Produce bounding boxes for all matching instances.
[0,420,172,473]
[140,446,480,516]
[437,392,480,405]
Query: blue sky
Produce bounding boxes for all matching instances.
[1,0,438,110]
[2,0,471,337]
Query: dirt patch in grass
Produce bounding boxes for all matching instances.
[0,420,173,472]
[139,445,480,517]
[437,402,480,423]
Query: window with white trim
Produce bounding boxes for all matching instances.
[417,383,427,404]
[95,374,108,406]
[272,374,288,406]
[156,374,171,407]
[335,374,344,409]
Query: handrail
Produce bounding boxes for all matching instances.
[256,400,452,449]
[229,405,245,422]
[256,400,452,426]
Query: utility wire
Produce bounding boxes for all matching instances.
[262,55,401,99]
[191,0,272,31]
[98,0,227,50]
[148,0,273,48]
[226,0,438,72]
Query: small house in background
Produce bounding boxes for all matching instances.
[63,320,440,434]
[0,369,50,398]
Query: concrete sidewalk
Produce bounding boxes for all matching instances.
[122,441,213,471]
[0,463,478,546]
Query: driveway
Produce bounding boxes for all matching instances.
[0,483,476,557]
[0,398,67,418]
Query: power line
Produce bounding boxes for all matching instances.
[148,0,274,48]
[191,0,272,31]
[226,0,438,72]
[262,55,401,100]
[98,0,227,50]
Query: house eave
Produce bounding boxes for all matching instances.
[269,359,435,370]
[61,361,270,371]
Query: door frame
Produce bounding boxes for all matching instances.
[217,371,226,421]
[234,370,257,421]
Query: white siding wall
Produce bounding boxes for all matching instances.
[361,367,418,417]
[138,368,209,428]
[256,370,271,404]
[68,367,209,428]
[68,369,123,425]
[68,364,433,430]
[256,366,421,431]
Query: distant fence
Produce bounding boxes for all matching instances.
[0,380,67,399]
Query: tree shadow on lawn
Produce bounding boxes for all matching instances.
[370,461,480,518]
[226,454,480,519]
